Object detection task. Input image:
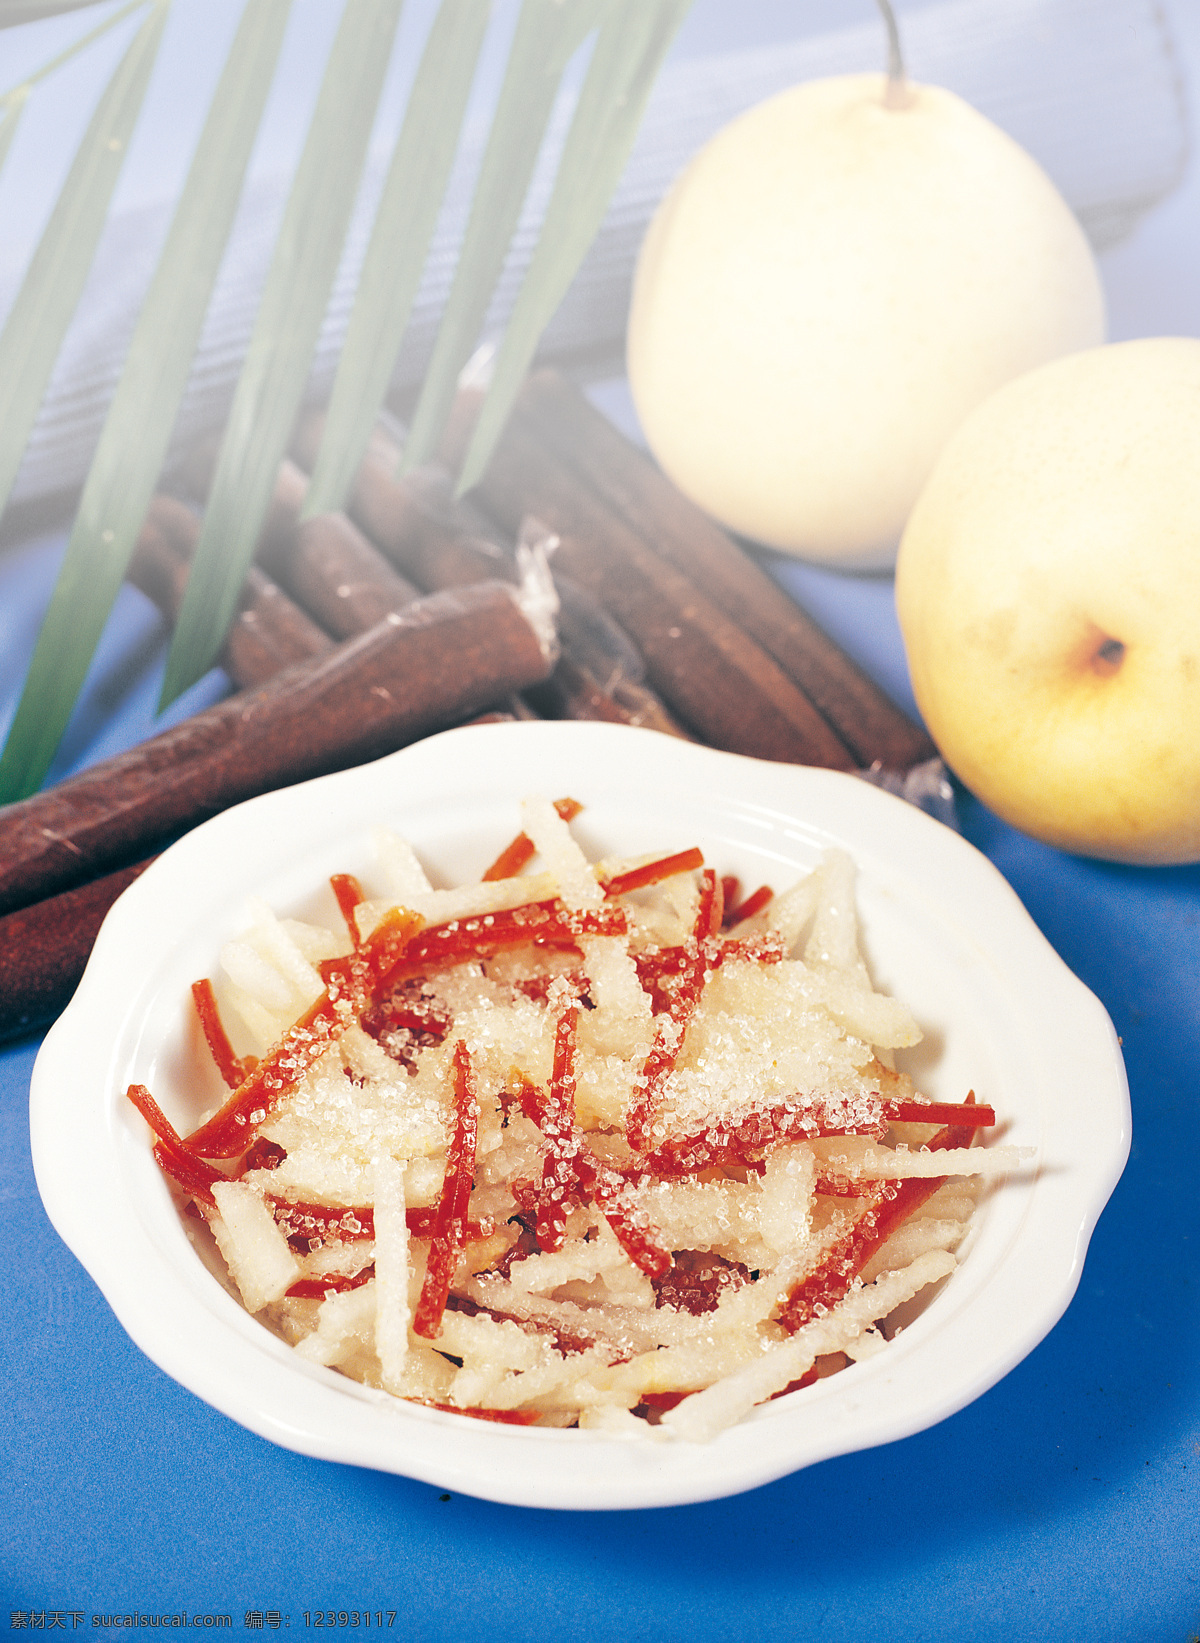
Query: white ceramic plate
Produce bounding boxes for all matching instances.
[30,721,1129,1510]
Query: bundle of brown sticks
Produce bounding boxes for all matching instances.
[0,370,933,1041]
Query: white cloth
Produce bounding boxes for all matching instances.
[2,0,1188,509]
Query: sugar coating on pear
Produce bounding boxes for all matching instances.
[627,73,1106,568]
[896,336,1200,865]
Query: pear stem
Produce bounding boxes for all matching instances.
[875,0,913,109]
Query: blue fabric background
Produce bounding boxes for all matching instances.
[2,522,1197,1639]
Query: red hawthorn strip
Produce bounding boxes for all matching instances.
[541,1020,676,1275]
[381,899,626,986]
[697,868,724,940]
[152,1141,220,1206]
[574,1156,672,1279]
[632,943,695,1013]
[778,1182,927,1333]
[190,978,252,1089]
[272,1200,375,1243]
[360,981,453,1060]
[632,930,784,1014]
[413,1041,480,1339]
[287,1264,376,1299]
[812,1170,881,1199]
[524,1005,672,1278]
[268,1196,492,1246]
[713,933,786,966]
[532,1007,584,1251]
[125,1083,222,1207]
[330,872,366,942]
[882,1096,996,1129]
[641,1091,994,1181]
[408,1399,542,1426]
[778,1117,976,1334]
[602,848,704,899]
[408,1204,499,1240]
[509,1061,672,1279]
[481,834,537,884]
[724,884,773,927]
[625,1002,700,1154]
[638,1391,689,1414]
[185,906,422,1157]
[511,968,589,1006]
[641,1093,891,1179]
[509,1169,581,1237]
[626,871,722,1152]
[237,1137,286,1175]
[481,797,583,882]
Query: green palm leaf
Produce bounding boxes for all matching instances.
[456,0,693,493]
[0,3,107,22]
[160,0,406,706]
[1,0,696,790]
[0,0,292,803]
[302,0,491,520]
[0,86,31,178]
[399,0,608,473]
[0,0,166,531]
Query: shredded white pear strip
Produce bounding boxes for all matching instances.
[209,1181,300,1312]
[241,896,327,1008]
[373,827,433,901]
[662,1250,958,1443]
[295,1282,377,1368]
[755,870,819,951]
[804,851,869,982]
[219,939,294,1012]
[814,1141,1030,1179]
[504,1224,654,1306]
[372,1156,410,1392]
[355,871,558,941]
[153,799,1026,1443]
[520,795,603,909]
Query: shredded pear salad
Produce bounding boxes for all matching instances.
[127,796,1024,1441]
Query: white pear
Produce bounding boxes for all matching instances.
[895,337,1200,865]
[627,73,1105,568]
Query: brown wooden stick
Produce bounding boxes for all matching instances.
[509,370,936,771]
[181,436,533,724]
[177,444,422,640]
[0,859,155,1044]
[129,495,333,687]
[256,458,423,635]
[463,406,855,769]
[5,503,336,1042]
[0,697,529,1044]
[0,581,554,918]
[3,522,526,1037]
[292,413,515,592]
[292,413,690,739]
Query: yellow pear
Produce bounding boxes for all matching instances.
[627,73,1105,568]
[896,337,1200,865]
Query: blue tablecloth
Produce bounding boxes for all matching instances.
[1,514,1197,1640]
